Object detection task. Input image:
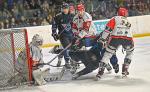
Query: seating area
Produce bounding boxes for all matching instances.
[0,0,149,29]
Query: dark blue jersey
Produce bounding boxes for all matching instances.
[52,13,74,36]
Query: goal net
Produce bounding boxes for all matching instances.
[0,29,32,90]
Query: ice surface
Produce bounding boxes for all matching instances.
[2,37,150,92]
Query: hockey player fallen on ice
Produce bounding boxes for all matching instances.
[72,3,96,50]
[96,7,134,79]
[49,38,119,80]
[71,37,119,80]
[17,34,49,86]
[51,3,75,69]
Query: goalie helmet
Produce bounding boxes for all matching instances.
[32,34,43,46]
[118,7,128,17]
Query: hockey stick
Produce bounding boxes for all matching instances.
[40,36,83,66]
[47,42,72,65]
[47,36,85,64]
[53,22,72,41]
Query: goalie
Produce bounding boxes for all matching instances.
[17,34,49,86]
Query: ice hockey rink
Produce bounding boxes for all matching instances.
[2,36,150,92]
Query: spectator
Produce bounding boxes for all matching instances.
[17,0,24,14]
[19,16,28,27]
[48,0,55,17]
[41,18,49,26]
[85,0,93,13]
[30,0,40,9]
[47,14,52,24]
[0,0,150,29]
[7,0,13,10]
[0,22,4,29]
[99,0,107,16]
[31,18,38,26]
[10,17,16,28]
[0,0,4,11]
[42,0,49,11]
[143,4,150,15]
[24,0,30,10]
[36,17,42,26]
[98,14,106,19]
[128,6,139,16]
[11,3,20,19]
[4,19,10,29]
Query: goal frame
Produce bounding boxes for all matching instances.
[0,29,32,89]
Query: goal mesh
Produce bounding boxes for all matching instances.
[0,29,32,90]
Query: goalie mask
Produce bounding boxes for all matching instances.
[32,34,43,46]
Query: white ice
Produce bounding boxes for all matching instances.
[2,37,150,92]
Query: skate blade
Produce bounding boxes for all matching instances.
[72,77,78,80]
[93,76,101,81]
[114,74,122,79]
[122,74,128,78]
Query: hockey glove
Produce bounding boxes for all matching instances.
[98,38,107,48]
[72,34,81,45]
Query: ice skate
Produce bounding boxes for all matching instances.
[113,64,119,73]
[106,63,112,74]
[94,62,106,81]
[65,63,72,69]
[122,64,129,78]
[72,73,80,80]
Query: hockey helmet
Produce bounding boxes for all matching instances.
[62,3,70,9]
[76,3,85,11]
[32,34,43,46]
[118,7,128,17]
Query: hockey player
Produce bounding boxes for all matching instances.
[96,7,134,78]
[17,34,49,86]
[51,3,75,68]
[71,37,119,80]
[72,3,96,50]
[49,36,119,80]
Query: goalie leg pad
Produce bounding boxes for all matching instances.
[32,69,47,86]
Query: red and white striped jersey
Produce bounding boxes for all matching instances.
[72,12,96,38]
[101,16,132,40]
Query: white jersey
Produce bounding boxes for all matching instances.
[72,12,96,38]
[29,43,43,63]
[17,42,44,72]
[101,16,132,41]
[112,16,132,38]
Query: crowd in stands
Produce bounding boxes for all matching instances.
[0,0,149,29]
